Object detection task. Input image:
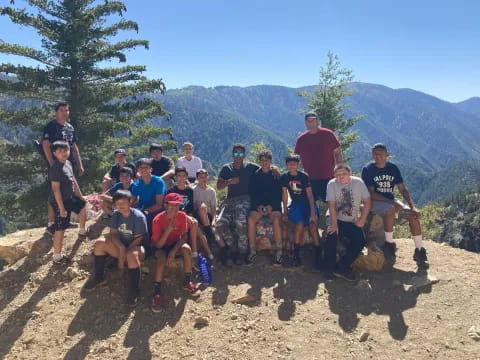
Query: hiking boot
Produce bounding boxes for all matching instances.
[272,252,282,267]
[333,265,356,282]
[183,281,200,296]
[126,289,139,307]
[413,247,429,269]
[83,276,107,291]
[246,252,256,266]
[45,224,56,236]
[382,242,397,264]
[151,294,163,313]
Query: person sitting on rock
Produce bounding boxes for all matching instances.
[167,167,214,267]
[192,168,217,247]
[48,140,88,265]
[325,163,371,282]
[361,143,429,268]
[83,190,147,306]
[150,192,200,313]
[100,167,134,217]
[247,149,283,266]
[101,148,136,192]
[150,143,175,184]
[280,154,321,268]
[176,142,203,183]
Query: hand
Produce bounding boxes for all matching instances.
[118,249,126,269]
[327,224,338,234]
[309,214,318,225]
[393,201,404,212]
[355,219,366,228]
[410,207,421,219]
[78,166,85,176]
[229,177,240,185]
[257,205,264,214]
[167,253,175,266]
[271,166,281,178]
[59,208,67,218]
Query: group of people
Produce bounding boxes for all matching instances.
[41,103,429,312]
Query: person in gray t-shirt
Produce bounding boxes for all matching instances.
[324,164,371,282]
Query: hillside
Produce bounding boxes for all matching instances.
[1,225,480,359]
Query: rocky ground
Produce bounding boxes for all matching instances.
[0,220,480,360]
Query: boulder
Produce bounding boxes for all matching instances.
[0,230,51,265]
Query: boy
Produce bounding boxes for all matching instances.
[280,154,321,267]
[361,143,429,268]
[101,148,136,192]
[247,150,283,266]
[325,163,371,282]
[83,190,147,306]
[48,141,88,265]
[150,143,174,180]
[193,169,217,246]
[100,167,134,217]
[176,142,203,183]
[167,167,214,265]
[150,193,200,312]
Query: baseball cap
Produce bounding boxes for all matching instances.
[164,193,183,205]
[372,143,388,151]
[114,148,126,155]
[304,112,318,120]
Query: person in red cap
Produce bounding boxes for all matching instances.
[150,192,200,312]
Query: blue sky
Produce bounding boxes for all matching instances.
[0,0,479,102]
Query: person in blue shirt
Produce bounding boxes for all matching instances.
[100,167,134,217]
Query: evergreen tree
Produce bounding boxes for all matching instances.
[299,52,364,157]
[0,0,171,232]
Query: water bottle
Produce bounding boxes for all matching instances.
[198,253,212,285]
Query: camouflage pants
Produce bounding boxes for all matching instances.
[216,197,250,254]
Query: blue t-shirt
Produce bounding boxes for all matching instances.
[107,181,133,196]
[110,208,147,246]
[361,162,404,200]
[131,175,166,210]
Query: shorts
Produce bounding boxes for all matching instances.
[50,196,86,231]
[250,203,282,213]
[288,201,319,226]
[371,200,410,215]
[155,242,182,257]
[310,179,331,202]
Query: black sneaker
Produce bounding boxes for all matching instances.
[382,242,397,264]
[413,247,429,269]
[272,252,282,267]
[83,276,107,291]
[333,266,356,282]
[246,252,256,266]
[126,289,139,307]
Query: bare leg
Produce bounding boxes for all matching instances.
[270,212,283,249]
[181,243,193,273]
[248,211,262,253]
[47,202,54,223]
[294,224,304,245]
[198,204,211,226]
[154,250,167,282]
[77,206,87,230]
[383,207,396,233]
[53,230,65,255]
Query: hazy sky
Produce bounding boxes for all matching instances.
[0,0,479,102]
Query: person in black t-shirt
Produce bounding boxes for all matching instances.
[361,143,428,268]
[280,154,321,268]
[247,150,283,266]
[101,148,136,192]
[42,103,84,234]
[149,143,174,187]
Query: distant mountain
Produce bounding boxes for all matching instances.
[454,97,480,117]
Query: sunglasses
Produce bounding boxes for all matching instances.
[233,152,244,157]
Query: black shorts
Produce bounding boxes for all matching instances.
[50,196,86,231]
[310,179,332,202]
[156,242,179,257]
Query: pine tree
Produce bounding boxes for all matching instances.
[0,0,171,232]
[299,52,364,157]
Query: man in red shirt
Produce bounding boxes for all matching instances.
[150,193,199,312]
[294,112,343,202]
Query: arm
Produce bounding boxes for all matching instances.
[72,143,84,176]
[42,139,54,167]
[146,194,164,213]
[127,234,144,251]
[281,187,289,221]
[152,222,174,249]
[305,187,317,222]
[51,181,66,217]
[397,183,418,212]
[356,197,371,227]
[103,172,113,182]
[210,190,217,226]
[216,177,238,190]
[161,168,175,180]
[333,146,343,164]
[72,176,84,199]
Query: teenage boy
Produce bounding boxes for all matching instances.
[150,193,200,312]
[177,142,203,183]
[48,141,88,265]
[325,164,371,282]
[280,154,321,267]
[83,190,147,306]
[100,167,134,216]
[294,112,343,202]
[216,144,259,265]
[192,169,217,246]
[167,167,214,264]
[150,143,174,180]
[247,150,283,266]
[102,149,136,192]
[361,143,429,268]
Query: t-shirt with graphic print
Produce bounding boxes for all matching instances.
[280,171,311,203]
[42,119,77,163]
[326,176,370,223]
[110,208,147,246]
[166,186,194,215]
[361,162,404,200]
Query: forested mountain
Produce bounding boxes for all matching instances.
[454,97,480,117]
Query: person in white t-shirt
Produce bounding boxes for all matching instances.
[176,142,203,183]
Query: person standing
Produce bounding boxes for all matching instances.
[176,142,203,183]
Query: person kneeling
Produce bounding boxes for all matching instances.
[324,164,371,282]
[150,193,200,313]
[83,190,146,306]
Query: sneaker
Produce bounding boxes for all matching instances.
[272,253,282,267]
[78,227,90,237]
[151,294,163,313]
[83,276,107,291]
[333,266,356,282]
[183,281,200,296]
[126,289,139,307]
[52,255,71,266]
[246,252,256,266]
[413,247,429,269]
[382,242,397,264]
[45,224,56,236]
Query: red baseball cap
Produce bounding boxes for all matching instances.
[164,192,183,205]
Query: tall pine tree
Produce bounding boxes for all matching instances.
[0,0,172,233]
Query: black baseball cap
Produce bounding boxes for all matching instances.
[304,112,318,120]
[372,143,388,151]
[114,148,126,155]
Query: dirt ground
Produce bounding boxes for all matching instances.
[1,222,479,360]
